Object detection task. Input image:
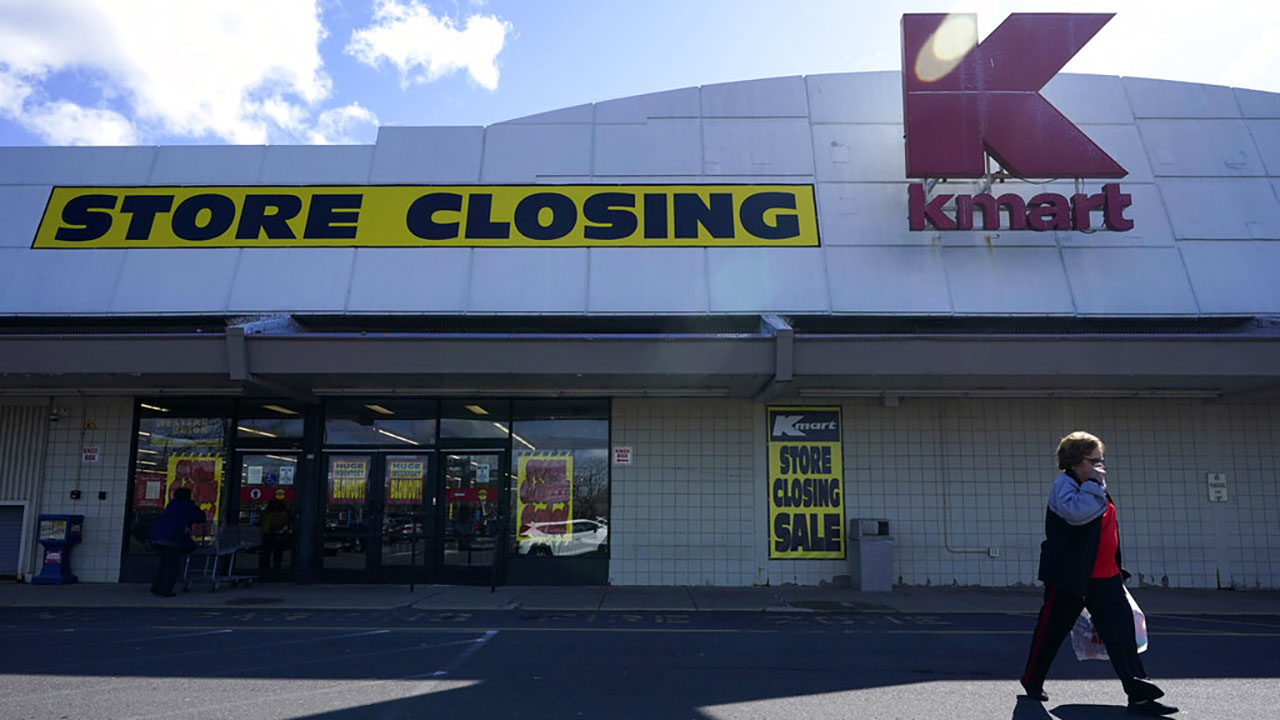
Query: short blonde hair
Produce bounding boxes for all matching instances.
[1057,431,1104,471]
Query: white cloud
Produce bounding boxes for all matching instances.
[23,100,137,145]
[347,0,511,91]
[0,0,352,145]
[308,103,379,145]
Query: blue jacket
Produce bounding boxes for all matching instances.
[149,497,207,547]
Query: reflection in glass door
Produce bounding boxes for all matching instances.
[322,454,373,572]
[381,454,431,569]
[442,452,502,573]
[237,453,298,577]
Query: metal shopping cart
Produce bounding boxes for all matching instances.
[181,524,260,592]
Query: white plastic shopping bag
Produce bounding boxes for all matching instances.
[1071,586,1148,661]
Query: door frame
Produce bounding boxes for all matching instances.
[317,450,435,583]
[434,447,510,586]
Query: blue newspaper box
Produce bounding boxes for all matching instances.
[31,514,85,585]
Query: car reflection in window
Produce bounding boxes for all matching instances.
[517,518,608,557]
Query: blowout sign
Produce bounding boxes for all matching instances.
[767,407,845,559]
[33,185,819,248]
[328,457,369,503]
[901,13,1133,232]
[516,451,573,536]
[386,458,426,506]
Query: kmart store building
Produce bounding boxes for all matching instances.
[1,15,1278,590]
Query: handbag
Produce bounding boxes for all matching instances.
[1071,586,1149,661]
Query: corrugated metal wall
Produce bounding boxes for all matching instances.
[0,402,49,578]
[0,403,49,502]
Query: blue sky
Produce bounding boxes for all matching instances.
[1,0,1277,146]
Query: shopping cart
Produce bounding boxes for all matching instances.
[181,524,260,592]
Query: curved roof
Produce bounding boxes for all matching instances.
[0,71,1277,319]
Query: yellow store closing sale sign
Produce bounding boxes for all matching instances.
[767,406,845,560]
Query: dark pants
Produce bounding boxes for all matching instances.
[259,533,288,570]
[151,544,185,595]
[1022,574,1162,701]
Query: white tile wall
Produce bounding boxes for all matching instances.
[610,397,1280,589]
[34,397,133,583]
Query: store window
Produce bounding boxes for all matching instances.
[127,399,232,554]
[236,401,305,442]
[508,399,609,559]
[441,400,511,440]
[324,399,437,446]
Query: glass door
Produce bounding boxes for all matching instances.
[236,453,299,578]
[321,453,374,574]
[320,452,434,580]
[379,454,432,576]
[440,451,504,581]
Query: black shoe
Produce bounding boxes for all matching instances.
[1128,699,1179,715]
[1020,681,1048,702]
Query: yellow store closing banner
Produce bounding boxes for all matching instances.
[767,406,845,560]
[33,185,819,248]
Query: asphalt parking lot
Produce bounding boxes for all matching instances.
[2,605,1277,719]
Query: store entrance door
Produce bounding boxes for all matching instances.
[438,450,506,584]
[320,452,433,582]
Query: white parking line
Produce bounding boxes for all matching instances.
[431,630,498,677]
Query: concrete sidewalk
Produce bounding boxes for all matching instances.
[3,580,1278,614]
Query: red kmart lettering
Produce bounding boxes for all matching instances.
[908,183,1133,232]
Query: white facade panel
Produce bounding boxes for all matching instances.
[369,127,483,183]
[812,124,905,182]
[227,248,355,313]
[0,186,51,249]
[468,248,589,313]
[1138,119,1266,177]
[0,146,156,185]
[258,145,373,184]
[149,146,266,184]
[1123,77,1241,119]
[825,246,951,314]
[1236,88,1280,118]
[0,248,124,314]
[500,103,594,124]
[587,248,708,313]
[1158,178,1280,240]
[943,248,1075,315]
[702,118,815,176]
[481,123,592,181]
[700,76,808,118]
[706,248,830,313]
[1179,242,1280,314]
[1246,119,1280,176]
[1049,183,1175,247]
[1062,247,1199,315]
[806,71,902,124]
[593,120,702,177]
[1075,124,1155,183]
[594,88,699,124]
[108,249,240,313]
[816,180,1062,248]
[347,248,471,312]
[1041,74,1135,124]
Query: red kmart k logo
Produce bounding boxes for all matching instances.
[901,13,1127,179]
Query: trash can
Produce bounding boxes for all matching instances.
[31,514,84,585]
[849,518,893,592]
